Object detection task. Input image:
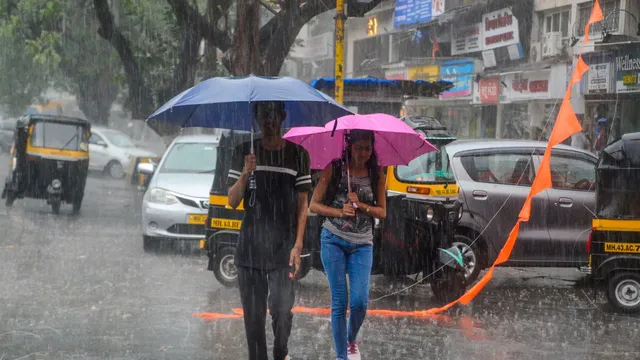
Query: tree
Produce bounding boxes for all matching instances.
[94,0,384,124]
[0,0,122,125]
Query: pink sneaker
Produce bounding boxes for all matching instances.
[347,340,361,360]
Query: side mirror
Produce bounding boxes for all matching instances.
[96,140,107,147]
[137,162,155,174]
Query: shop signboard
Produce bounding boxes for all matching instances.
[439,60,474,100]
[502,70,551,102]
[451,23,483,55]
[385,68,408,80]
[408,65,439,81]
[477,76,501,104]
[587,63,611,94]
[482,7,520,51]
[615,44,640,93]
[394,0,433,28]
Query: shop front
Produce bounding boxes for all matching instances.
[406,59,482,139]
[471,63,569,140]
[580,47,639,142]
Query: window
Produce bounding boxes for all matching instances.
[89,133,104,145]
[30,122,87,151]
[396,142,455,183]
[160,142,218,173]
[577,0,619,36]
[101,130,136,148]
[543,9,571,38]
[550,155,595,191]
[460,153,535,186]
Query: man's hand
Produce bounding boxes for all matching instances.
[289,245,302,279]
[347,192,359,203]
[242,154,257,176]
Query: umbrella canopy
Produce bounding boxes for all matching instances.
[283,113,437,170]
[147,75,353,130]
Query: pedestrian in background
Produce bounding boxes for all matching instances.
[309,130,387,360]
[227,101,312,360]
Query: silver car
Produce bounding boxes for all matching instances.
[447,139,597,283]
[138,134,220,250]
[89,127,158,179]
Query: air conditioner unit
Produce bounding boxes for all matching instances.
[542,32,562,58]
[530,41,542,63]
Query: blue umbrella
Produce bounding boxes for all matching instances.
[147,75,354,130]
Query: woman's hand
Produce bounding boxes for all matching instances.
[347,192,359,203]
[341,203,356,217]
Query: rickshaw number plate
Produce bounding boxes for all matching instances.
[210,218,242,230]
[604,242,640,253]
[188,214,207,224]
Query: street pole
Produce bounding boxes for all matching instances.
[334,0,345,104]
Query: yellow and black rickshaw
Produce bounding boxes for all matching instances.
[1,115,91,214]
[203,78,466,302]
[585,132,640,312]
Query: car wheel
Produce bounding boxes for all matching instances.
[213,247,238,287]
[607,272,640,313]
[452,234,482,284]
[143,235,157,252]
[105,161,125,179]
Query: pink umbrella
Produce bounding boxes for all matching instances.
[283,113,437,170]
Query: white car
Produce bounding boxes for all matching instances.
[138,134,220,250]
[89,127,158,179]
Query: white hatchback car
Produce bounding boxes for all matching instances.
[88,127,158,178]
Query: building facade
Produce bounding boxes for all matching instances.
[336,0,640,141]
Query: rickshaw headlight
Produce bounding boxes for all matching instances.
[52,179,61,189]
[426,206,434,221]
[148,188,178,205]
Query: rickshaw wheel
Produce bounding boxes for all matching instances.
[430,267,467,304]
[51,201,61,214]
[72,194,83,214]
[213,247,238,287]
[607,272,640,313]
[5,191,15,207]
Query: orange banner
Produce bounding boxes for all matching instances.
[192,2,603,322]
[584,0,603,44]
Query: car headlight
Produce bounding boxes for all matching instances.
[458,205,463,219]
[146,188,178,205]
[426,206,434,221]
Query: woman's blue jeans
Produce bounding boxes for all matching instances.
[320,228,373,360]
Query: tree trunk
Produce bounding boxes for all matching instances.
[76,72,118,126]
[93,0,154,120]
[232,0,262,75]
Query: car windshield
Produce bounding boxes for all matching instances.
[102,130,136,148]
[30,121,87,151]
[160,142,218,173]
[396,140,455,183]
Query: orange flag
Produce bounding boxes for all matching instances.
[495,221,522,265]
[548,99,582,146]
[584,0,604,43]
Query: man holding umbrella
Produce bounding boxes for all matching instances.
[227,101,312,360]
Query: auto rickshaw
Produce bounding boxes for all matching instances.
[584,132,640,312]
[203,116,467,303]
[1,115,91,214]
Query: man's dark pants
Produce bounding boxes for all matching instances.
[238,265,295,360]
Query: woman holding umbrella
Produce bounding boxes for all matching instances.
[309,129,387,360]
[285,113,437,360]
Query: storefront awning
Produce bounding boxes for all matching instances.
[310,77,454,98]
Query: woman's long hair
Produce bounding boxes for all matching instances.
[343,129,380,203]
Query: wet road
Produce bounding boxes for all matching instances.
[0,153,638,360]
